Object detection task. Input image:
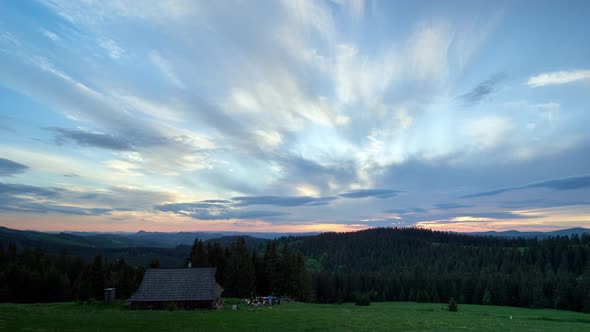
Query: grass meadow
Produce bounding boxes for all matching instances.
[1,300,589,331]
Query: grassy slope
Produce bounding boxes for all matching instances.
[1,301,589,332]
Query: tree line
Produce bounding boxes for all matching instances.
[0,237,313,303]
[2,228,590,313]
[287,227,590,312]
[0,240,144,303]
[188,237,313,300]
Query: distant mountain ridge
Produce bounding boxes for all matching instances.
[3,226,589,250]
[66,230,318,246]
[0,226,301,267]
[467,227,590,238]
[0,226,290,249]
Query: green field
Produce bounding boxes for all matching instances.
[1,301,589,332]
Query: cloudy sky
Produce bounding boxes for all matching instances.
[1,0,589,233]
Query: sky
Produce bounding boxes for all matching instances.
[0,0,589,233]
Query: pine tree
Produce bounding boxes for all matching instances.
[224,237,255,297]
[189,239,209,267]
[294,252,313,300]
[263,241,280,293]
[7,241,17,259]
[89,255,106,299]
[279,244,295,295]
[208,242,226,281]
[579,267,590,313]
[0,240,4,263]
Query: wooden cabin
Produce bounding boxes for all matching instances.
[129,267,223,310]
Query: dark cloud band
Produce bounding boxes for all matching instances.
[339,189,402,199]
[0,158,29,177]
[462,175,590,198]
[48,127,135,151]
[458,72,508,106]
[232,195,338,207]
[154,201,288,220]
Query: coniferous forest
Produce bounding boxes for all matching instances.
[1,227,590,313]
[0,244,144,303]
[186,237,313,300]
[291,228,590,312]
[0,237,313,303]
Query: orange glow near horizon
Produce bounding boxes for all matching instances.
[0,212,371,234]
[415,207,590,233]
[1,206,588,234]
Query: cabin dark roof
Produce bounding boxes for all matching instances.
[129,267,218,302]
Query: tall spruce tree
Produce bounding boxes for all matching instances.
[189,239,209,267]
[224,237,255,297]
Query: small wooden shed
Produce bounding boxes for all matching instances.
[129,267,223,310]
[104,288,116,303]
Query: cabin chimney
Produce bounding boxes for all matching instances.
[187,260,192,268]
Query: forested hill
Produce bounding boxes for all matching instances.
[287,228,590,312]
[289,227,544,272]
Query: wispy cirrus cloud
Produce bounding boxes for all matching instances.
[75,186,174,210]
[463,116,512,148]
[504,100,560,112]
[148,50,185,89]
[40,28,60,42]
[98,37,126,60]
[526,69,590,87]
